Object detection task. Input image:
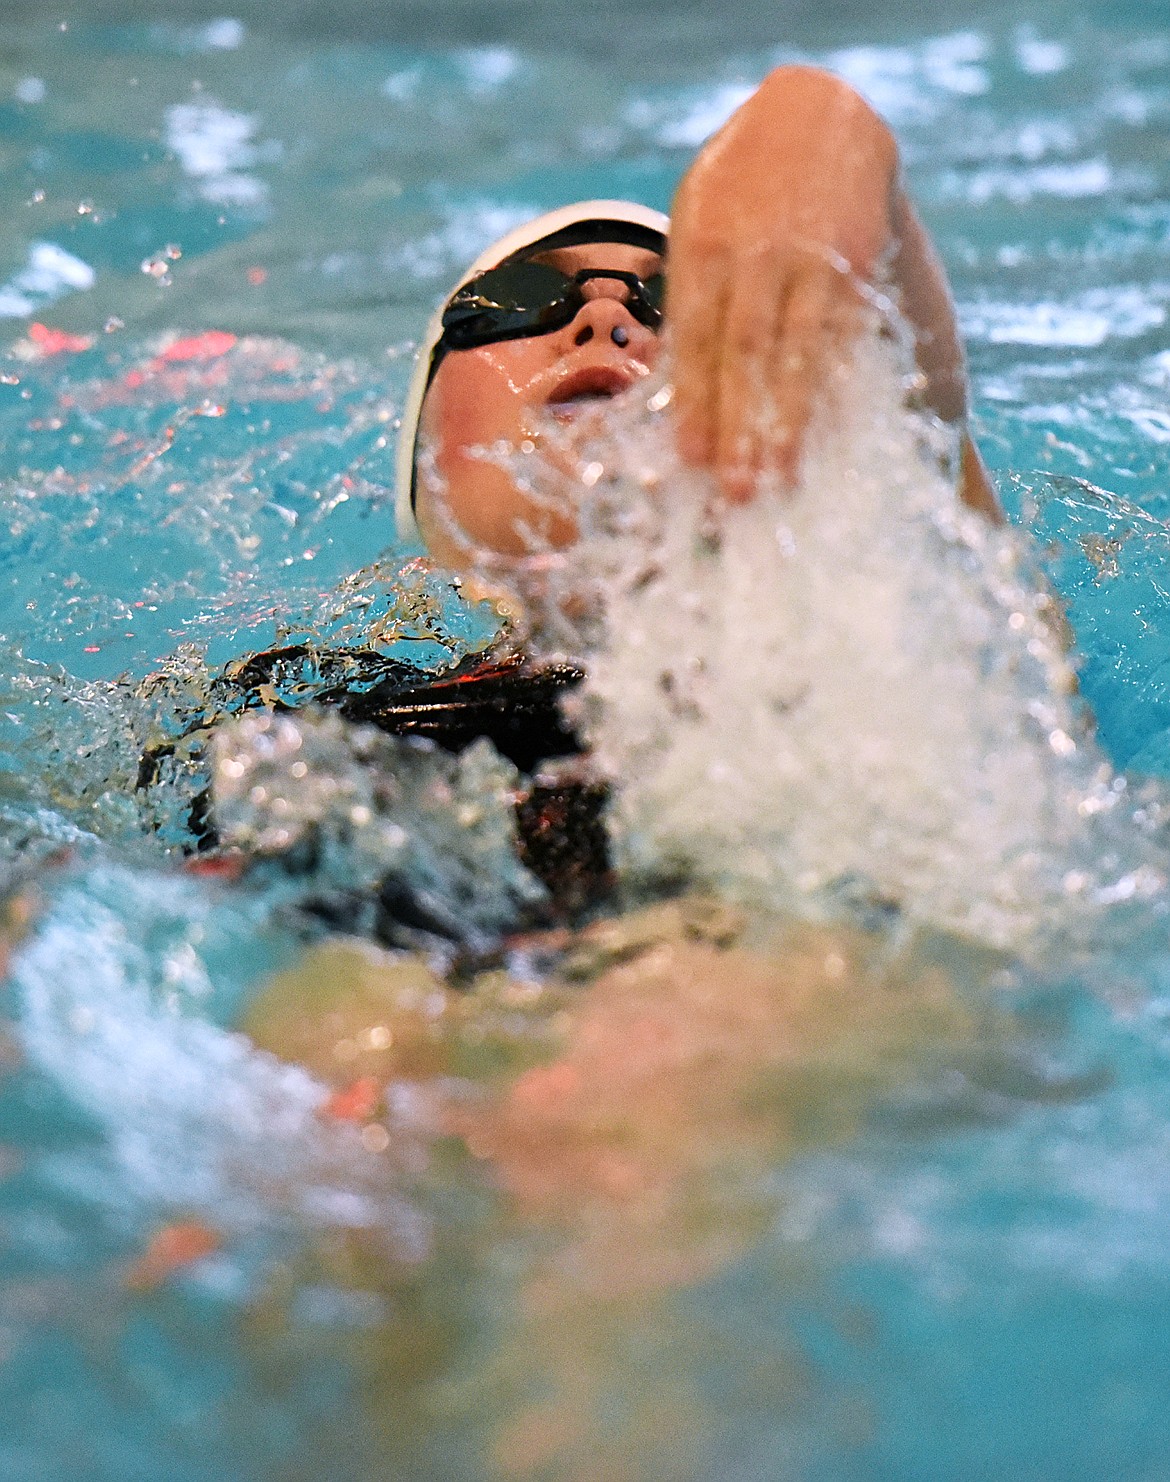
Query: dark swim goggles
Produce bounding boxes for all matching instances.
[438,260,665,352]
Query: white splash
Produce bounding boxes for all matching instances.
[826,31,990,125]
[201,17,246,51]
[1124,408,1170,445]
[942,158,1115,206]
[919,32,992,96]
[164,99,270,208]
[628,82,756,149]
[151,17,246,54]
[211,708,542,944]
[455,46,520,94]
[961,286,1168,348]
[381,201,538,282]
[494,328,1170,951]
[1014,30,1071,77]
[0,242,95,319]
[382,67,424,103]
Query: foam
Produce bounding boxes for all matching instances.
[471,326,1170,952]
[211,708,542,945]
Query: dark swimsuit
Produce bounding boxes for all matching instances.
[138,647,612,932]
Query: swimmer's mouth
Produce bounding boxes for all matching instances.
[547,366,633,419]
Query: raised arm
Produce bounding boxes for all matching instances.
[667,65,1000,518]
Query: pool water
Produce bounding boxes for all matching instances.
[3,1,1170,1478]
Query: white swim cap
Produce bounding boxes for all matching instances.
[394,198,670,545]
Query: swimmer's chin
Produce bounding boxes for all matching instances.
[455,538,611,657]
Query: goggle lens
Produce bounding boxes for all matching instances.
[440,261,664,351]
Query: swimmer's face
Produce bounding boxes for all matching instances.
[416,241,663,566]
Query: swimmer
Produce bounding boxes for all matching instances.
[396,64,1003,574]
[187,65,1008,930]
[230,76,1022,1472]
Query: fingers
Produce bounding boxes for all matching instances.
[715,249,786,503]
[671,233,864,503]
[751,257,862,497]
[765,262,840,490]
[667,226,731,470]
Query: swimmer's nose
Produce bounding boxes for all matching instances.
[566,292,656,356]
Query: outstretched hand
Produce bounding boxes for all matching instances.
[667,67,902,502]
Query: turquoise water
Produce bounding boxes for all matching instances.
[3,1,1170,1477]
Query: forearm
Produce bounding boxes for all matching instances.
[748,76,979,434]
[668,63,1001,515]
[888,187,1002,519]
[887,186,967,425]
[735,73,965,428]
